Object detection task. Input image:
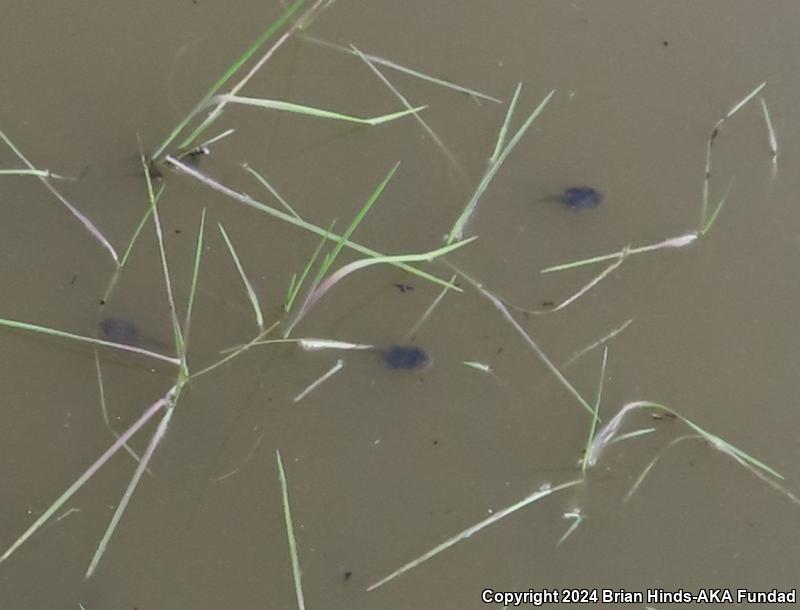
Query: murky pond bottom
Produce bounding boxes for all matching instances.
[1,1,799,609]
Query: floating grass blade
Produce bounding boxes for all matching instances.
[489,83,522,165]
[700,82,765,227]
[581,347,607,473]
[218,223,264,332]
[213,94,426,126]
[0,390,174,564]
[587,400,782,480]
[0,317,180,365]
[86,401,176,579]
[540,233,697,274]
[298,338,373,351]
[759,96,778,174]
[0,128,119,264]
[462,361,493,374]
[0,168,64,177]
[367,479,581,592]
[293,359,344,402]
[165,156,459,291]
[276,450,306,610]
[152,0,307,158]
[298,35,502,104]
[286,237,476,336]
[448,87,555,242]
[557,510,583,547]
[243,163,303,220]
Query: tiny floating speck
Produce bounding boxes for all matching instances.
[381,345,431,371]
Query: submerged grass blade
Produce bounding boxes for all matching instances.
[218,223,264,331]
[557,510,583,547]
[152,0,307,158]
[182,208,207,355]
[351,44,466,181]
[140,152,185,360]
[0,317,180,365]
[285,222,333,312]
[562,318,633,369]
[86,401,175,579]
[0,390,174,564]
[468,278,595,417]
[213,94,426,126]
[243,163,303,220]
[165,156,459,291]
[448,87,555,242]
[276,450,306,610]
[581,347,607,473]
[367,479,581,592]
[0,128,119,264]
[298,35,502,103]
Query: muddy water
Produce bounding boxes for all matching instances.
[1,1,799,609]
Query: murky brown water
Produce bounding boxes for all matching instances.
[1,1,799,609]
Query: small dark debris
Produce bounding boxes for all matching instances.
[343,570,352,582]
[69,274,78,286]
[174,229,182,235]
[663,40,669,46]
[393,283,414,293]
[99,299,106,306]
[381,345,431,371]
[541,300,555,308]
[432,439,439,445]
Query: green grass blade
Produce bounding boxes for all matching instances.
[448,87,555,242]
[213,94,426,126]
[218,223,264,331]
[0,317,180,365]
[165,155,460,291]
[489,83,522,165]
[151,0,307,159]
[276,450,306,610]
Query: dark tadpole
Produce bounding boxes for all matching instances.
[543,186,603,210]
[98,316,141,346]
[380,345,431,371]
